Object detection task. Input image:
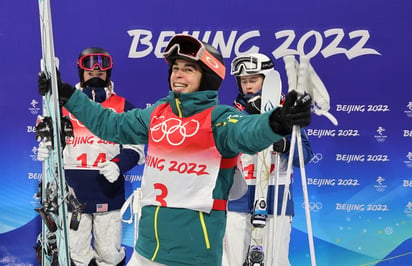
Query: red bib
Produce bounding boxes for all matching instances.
[62,95,125,169]
[141,103,222,213]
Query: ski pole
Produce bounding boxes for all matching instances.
[296,55,317,266]
[282,55,317,266]
[275,55,298,265]
[268,153,280,265]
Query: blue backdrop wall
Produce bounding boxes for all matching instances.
[0,0,411,265]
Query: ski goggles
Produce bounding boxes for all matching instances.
[230,55,273,75]
[163,34,225,79]
[77,53,113,71]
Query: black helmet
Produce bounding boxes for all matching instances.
[163,34,225,91]
[77,47,113,87]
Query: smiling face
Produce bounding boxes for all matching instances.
[169,59,203,93]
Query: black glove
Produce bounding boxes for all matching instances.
[38,71,51,96]
[269,91,312,135]
[273,137,291,153]
[244,95,261,114]
[38,71,75,104]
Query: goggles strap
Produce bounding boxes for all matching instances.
[231,56,273,75]
[199,49,225,79]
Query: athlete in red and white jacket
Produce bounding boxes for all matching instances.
[37,47,145,266]
[222,53,314,266]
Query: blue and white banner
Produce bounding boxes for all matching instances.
[0,0,411,265]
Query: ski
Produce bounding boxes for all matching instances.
[244,70,282,266]
[35,0,72,265]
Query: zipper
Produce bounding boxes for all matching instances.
[174,92,211,249]
[173,92,183,118]
[199,211,211,249]
[150,206,161,261]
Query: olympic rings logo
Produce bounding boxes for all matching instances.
[302,201,323,212]
[150,116,200,146]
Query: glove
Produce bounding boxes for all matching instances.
[244,95,261,114]
[269,91,312,135]
[37,140,52,161]
[38,71,75,104]
[99,161,120,183]
[38,72,50,96]
[273,137,291,153]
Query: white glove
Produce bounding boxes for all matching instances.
[99,161,120,183]
[37,141,52,161]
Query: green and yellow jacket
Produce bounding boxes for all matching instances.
[65,89,283,266]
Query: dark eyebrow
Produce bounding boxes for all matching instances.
[184,63,198,69]
[173,62,196,68]
[173,60,202,71]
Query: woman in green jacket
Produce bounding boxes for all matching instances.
[38,34,312,266]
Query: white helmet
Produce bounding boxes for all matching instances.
[230,53,282,101]
[231,53,274,77]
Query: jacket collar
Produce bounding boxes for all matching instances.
[166,90,219,117]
